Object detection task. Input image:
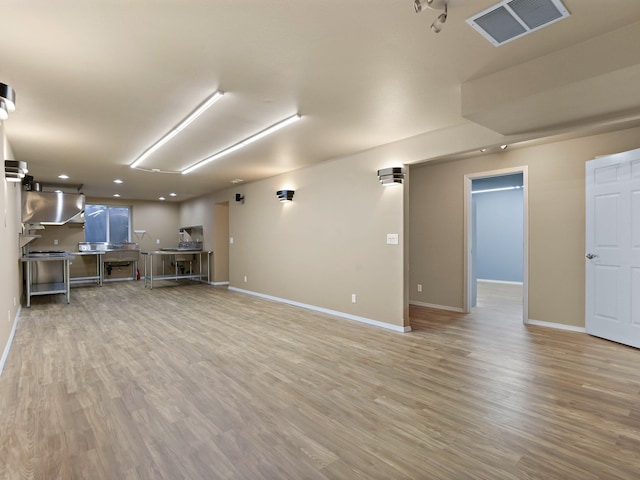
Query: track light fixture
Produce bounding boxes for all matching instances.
[413,0,448,34]
[431,5,447,33]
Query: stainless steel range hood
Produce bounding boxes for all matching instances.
[22,191,85,225]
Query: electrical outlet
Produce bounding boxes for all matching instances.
[417,284,422,293]
[53,239,59,245]
[386,233,399,245]
[229,236,234,244]
[156,239,160,245]
[351,293,356,303]
[243,275,248,283]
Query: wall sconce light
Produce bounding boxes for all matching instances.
[277,189,295,202]
[235,193,245,204]
[377,167,405,186]
[0,83,16,120]
[5,160,28,182]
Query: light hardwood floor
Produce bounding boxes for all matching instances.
[1,282,639,479]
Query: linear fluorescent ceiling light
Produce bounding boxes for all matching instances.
[181,113,302,175]
[472,185,523,194]
[466,0,570,47]
[130,90,224,169]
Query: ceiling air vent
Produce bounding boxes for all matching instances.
[466,0,570,47]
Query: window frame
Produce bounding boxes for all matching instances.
[84,204,132,243]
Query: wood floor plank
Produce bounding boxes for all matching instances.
[0,281,639,479]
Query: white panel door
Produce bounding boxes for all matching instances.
[585,148,640,348]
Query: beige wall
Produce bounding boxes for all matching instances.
[179,147,406,328]
[228,152,406,328]
[0,126,22,372]
[409,125,640,328]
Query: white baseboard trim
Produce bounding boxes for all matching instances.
[0,306,21,378]
[211,281,230,286]
[409,301,465,313]
[525,318,586,333]
[477,279,523,285]
[229,287,411,333]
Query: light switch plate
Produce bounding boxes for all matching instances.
[387,233,399,245]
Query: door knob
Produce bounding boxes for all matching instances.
[586,253,598,259]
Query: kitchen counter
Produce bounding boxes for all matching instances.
[70,251,104,286]
[21,253,72,307]
[141,250,212,288]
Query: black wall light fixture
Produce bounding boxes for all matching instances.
[235,193,245,204]
[377,167,405,186]
[276,189,295,202]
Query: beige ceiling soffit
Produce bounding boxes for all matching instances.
[355,121,528,166]
[461,22,640,136]
[464,63,640,136]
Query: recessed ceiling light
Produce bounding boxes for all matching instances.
[500,144,508,150]
[58,174,69,179]
[159,197,166,201]
[113,193,121,197]
[169,193,177,197]
[113,179,123,184]
[130,90,224,169]
[182,113,302,175]
[230,178,244,184]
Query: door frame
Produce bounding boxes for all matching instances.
[463,166,529,322]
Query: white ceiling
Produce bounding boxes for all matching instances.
[3,0,640,201]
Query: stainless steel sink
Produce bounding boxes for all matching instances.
[79,242,138,251]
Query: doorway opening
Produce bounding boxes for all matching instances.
[213,202,230,285]
[463,167,528,323]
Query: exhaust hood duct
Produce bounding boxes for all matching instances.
[22,191,85,225]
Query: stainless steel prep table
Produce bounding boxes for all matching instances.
[70,251,104,286]
[141,250,212,288]
[21,253,72,307]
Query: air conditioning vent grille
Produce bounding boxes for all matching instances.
[474,6,527,44]
[509,0,563,29]
[466,0,570,47]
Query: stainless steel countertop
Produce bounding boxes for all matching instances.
[21,253,74,262]
[142,250,211,255]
